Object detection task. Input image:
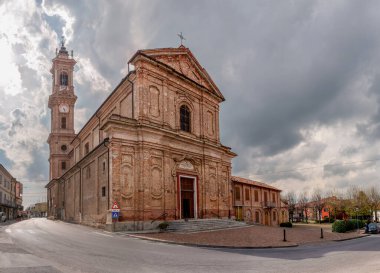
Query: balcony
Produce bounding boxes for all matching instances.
[262,201,276,209]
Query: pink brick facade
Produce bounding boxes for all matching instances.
[46,45,237,230]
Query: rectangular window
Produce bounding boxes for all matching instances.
[272,193,276,202]
[102,186,106,197]
[245,188,250,201]
[61,117,67,129]
[102,161,106,173]
[254,190,259,202]
[61,161,66,170]
[235,186,240,201]
[264,192,268,203]
[273,211,277,221]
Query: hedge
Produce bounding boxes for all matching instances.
[332,220,365,233]
[280,222,293,228]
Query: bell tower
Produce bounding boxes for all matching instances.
[47,36,77,180]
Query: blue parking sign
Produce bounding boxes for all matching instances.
[112,211,119,219]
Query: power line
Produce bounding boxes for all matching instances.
[252,158,380,177]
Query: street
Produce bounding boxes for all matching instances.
[0,218,379,273]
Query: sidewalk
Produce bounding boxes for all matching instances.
[125,224,368,248]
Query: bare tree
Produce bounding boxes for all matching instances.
[283,191,297,222]
[311,188,325,222]
[298,191,309,223]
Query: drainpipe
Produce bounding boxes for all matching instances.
[103,138,110,210]
[79,168,82,223]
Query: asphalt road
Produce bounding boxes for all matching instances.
[0,218,379,273]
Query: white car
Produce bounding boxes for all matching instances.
[0,212,6,222]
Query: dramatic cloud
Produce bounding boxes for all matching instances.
[1,0,380,207]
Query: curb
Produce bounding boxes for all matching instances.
[333,234,370,242]
[125,234,299,249]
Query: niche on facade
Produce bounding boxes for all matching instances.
[150,156,163,201]
[120,154,134,207]
[208,166,217,201]
[221,169,228,202]
[207,110,214,136]
[149,85,160,118]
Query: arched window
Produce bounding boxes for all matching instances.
[60,72,68,86]
[180,105,191,132]
[61,117,66,129]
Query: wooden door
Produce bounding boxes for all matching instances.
[181,177,195,219]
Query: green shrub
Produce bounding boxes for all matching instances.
[332,220,346,233]
[280,222,293,228]
[158,221,169,231]
[332,220,365,233]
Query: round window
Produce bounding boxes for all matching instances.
[61,145,67,151]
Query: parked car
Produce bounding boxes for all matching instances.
[368,223,379,234]
[0,212,6,222]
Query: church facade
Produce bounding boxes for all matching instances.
[46,43,237,230]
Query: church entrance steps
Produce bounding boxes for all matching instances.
[166,219,250,233]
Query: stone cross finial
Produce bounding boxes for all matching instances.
[61,35,66,48]
[177,32,186,46]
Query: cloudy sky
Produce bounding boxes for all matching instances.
[1,0,380,208]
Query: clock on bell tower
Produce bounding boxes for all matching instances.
[47,36,77,180]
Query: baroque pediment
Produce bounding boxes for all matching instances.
[131,47,224,101]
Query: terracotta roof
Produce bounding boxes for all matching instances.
[231,176,281,192]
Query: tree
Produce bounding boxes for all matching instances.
[283,191,297,222]
[366,186,380,222]
[311,189,325,222]
[345,186,371,219]
[298,191,309,223]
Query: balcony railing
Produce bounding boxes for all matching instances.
[262,201,276,209]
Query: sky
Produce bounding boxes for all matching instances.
[1,0,380,208]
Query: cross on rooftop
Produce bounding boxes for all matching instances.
[177,32,186,46]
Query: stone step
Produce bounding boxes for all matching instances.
[165,219,249,232]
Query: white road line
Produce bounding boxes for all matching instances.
[15,229,23,233]
[5,229,11,233]
[92,231,113,237]
[28,230,36,234]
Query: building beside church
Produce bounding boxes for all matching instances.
[46,41,285,230]
[232,176,287,225]
[0,164,23,220]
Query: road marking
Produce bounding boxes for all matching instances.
[5,229,11,233]
[28,230,36,234]
[15,229,23,233]
[92,231,113,237]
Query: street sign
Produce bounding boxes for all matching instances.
[112,201,120,210]
[111,201,120,212]
[112,211,119,219]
